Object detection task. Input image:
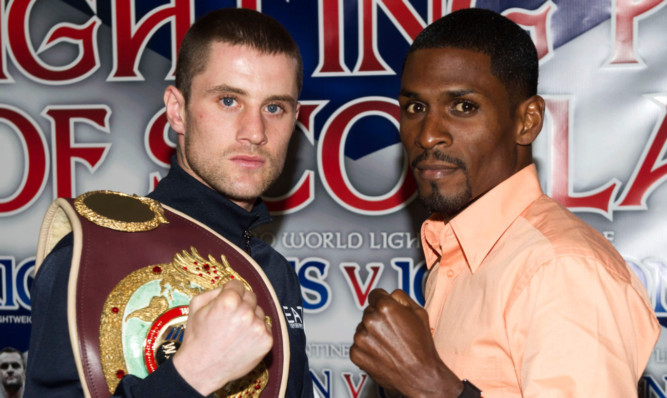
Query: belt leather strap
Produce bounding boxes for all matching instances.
[35,191,289,398]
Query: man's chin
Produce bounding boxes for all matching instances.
[4,379,23,387]
[419,189,471,219]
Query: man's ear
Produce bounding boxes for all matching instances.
[515,95,545,146]
[164,86,186,135]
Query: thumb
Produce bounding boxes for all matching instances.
[389,289,416,307]
[188,286,222,313]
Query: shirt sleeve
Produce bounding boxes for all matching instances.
[24,234,205,398]
[24,234,83,397]
[113,359,205,397]
[506,255,659,397]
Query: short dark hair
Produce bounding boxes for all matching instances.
[407,8,538,102]
[175,8,303,102]
[0,347,24,368]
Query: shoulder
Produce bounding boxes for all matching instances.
[251,239,301,298]
[33,233,74,286]
[510,195,630,281]
[493,195,652,312]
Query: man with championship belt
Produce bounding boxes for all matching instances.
[25,8,312,398]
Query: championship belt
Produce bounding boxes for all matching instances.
[35,191,290,398]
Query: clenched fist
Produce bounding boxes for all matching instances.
[350,288,463,398]
[173,279,272,396]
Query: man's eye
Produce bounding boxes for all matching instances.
[265,104,283,114]
[405,102,426,114]
[453,100,477,113]
[221,97,237,107]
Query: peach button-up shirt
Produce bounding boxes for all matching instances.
[421,164,659,397]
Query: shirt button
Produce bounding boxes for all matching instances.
[446,269,455,277]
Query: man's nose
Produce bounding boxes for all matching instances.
[414,110,452,150]
[237,109,268,145]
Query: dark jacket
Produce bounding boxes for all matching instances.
[25,160,313,397]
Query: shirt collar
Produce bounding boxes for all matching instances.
[421,164,543,272]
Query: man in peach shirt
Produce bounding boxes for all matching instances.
[350,8,660,397]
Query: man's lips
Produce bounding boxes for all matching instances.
[230,154,265,169]
[414,162,459,180]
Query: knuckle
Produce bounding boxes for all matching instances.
[218,289,242,309]
[375,299,394,316]
[189,293,204,307]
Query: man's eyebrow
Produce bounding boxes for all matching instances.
[398,88,477,98]
[398,89,418,98]
[446,89,476,97]
[266,94,298,104]
[206,84,246,96]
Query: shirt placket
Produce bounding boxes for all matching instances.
[424,224,466,334]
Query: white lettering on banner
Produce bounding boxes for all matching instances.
[307,343,351,358]
[652,348,667,363]
[282,232,364,249]
[0,315,31,324]
[279,231,421,250]
[368,232,420,249]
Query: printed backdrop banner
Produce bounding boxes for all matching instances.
[1,0,666,396]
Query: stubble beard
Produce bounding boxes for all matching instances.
[183,132,285,204]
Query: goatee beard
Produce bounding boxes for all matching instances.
[412,150,471,219]
[419,180,472,220]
